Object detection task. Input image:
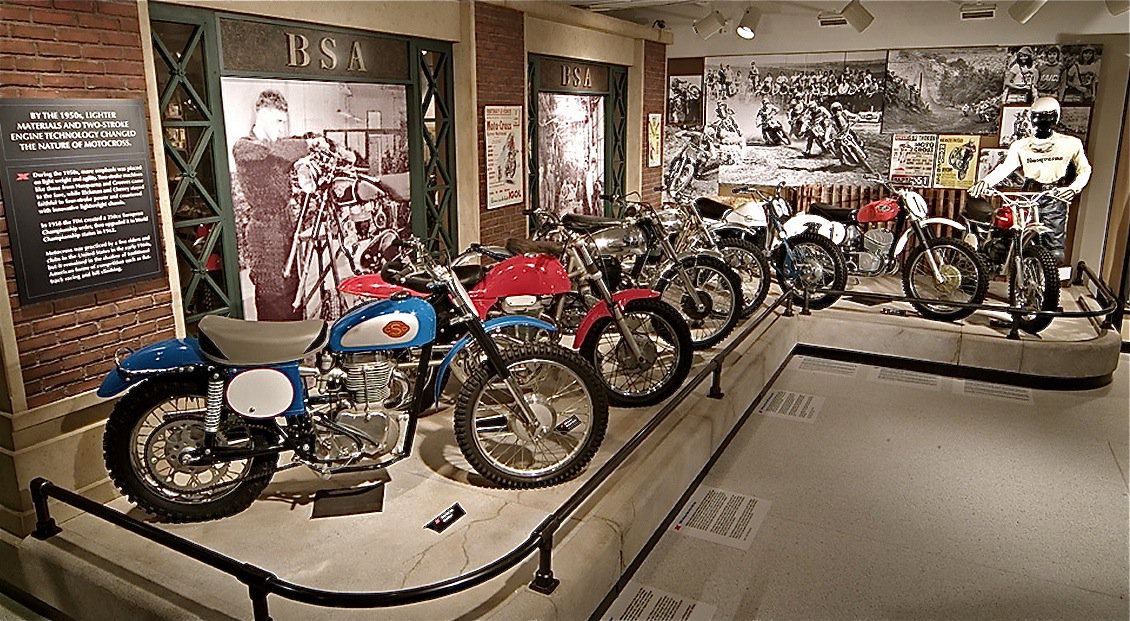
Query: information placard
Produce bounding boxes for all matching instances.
[0,98,162,303]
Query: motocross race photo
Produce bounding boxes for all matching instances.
[678,52,890,191]
[537,93,605,217]
[221,78,411,322]
[667,74,703,127]
[883,46,1007,135]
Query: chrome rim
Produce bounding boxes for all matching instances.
[592,310,680,397]
[908,244,981,310]
[661,264,735,342]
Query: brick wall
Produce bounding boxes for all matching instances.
[0,0,175,410]
[642,40,666,208]
[475,1,527,246]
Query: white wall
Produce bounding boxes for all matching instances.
[668,0,1130,272]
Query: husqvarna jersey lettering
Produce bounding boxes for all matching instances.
[983,132,1091,193]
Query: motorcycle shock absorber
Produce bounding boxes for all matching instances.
[204,372,223,439]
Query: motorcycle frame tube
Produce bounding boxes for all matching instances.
[431,315,559,404]
[573,288,661,346]
[97,338,208,398]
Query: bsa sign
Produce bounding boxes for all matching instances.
[538,58,609,94]
[219,18,409,81]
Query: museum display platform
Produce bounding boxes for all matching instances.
[1,277,1119,621]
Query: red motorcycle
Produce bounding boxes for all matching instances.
[344,236,693,408]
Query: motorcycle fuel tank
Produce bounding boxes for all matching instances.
[330,296,436,352]
[590,225,648,257]
[857,198,899,224]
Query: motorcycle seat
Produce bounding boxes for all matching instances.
[561,213,622,232]
[694,197,732,221]
[198,315,328,366]
[383,262,486,294]
[962,197,994,223]
[505,238,564,257]
[809,202,856,222]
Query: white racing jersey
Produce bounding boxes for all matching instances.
[983,131,1091,193]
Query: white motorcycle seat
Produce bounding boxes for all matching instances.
[198,315,328,366]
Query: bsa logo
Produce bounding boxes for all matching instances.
[383,320,411,339]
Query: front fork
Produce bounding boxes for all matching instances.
[913,223,947,284]
[462,313,543,429]
[572,244,645,361]
[661,238,707,312]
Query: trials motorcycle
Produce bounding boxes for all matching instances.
[784,176,988,321]
[100,237,608,522]
[962,189,1063,334]
[358,232,694,409]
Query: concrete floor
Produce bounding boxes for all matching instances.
[605,353,1130,620]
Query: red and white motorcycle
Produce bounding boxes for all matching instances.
[783,177,988,321]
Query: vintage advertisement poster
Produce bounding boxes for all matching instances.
[485,105,524,209]
[648,113,662,167]
[884,46,1006,135]
[221,77,410,321]
[888,133,937,187]
[934,135,980,189]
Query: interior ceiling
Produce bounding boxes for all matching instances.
[572,0,855,26]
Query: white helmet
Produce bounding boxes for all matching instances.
[1030,96,1060,126]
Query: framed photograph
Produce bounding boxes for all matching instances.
[884,46,1006,135]
[998,105,1031,146]
[1057,106,1091,144]
[485,105,524,210]
[1058,44,1101,104]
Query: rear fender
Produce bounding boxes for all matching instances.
[708,224,761,247]
[433,316,558,403]
[574,288,660,345]
[97,338,208,398]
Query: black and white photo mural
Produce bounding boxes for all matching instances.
[537,93,605,217]
[221,77,410,321]
[884,46,1006,135]
[667,74,703,127]
[693,52,890,189]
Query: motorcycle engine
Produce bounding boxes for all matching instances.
[500,295,551,316]
[314,352,408,462]
[862,228,894,255]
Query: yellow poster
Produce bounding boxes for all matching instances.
[934,135,980,189]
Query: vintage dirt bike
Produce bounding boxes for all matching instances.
[551,194,745,349]
[829,122,867,167]
[962,189,1063,334]
[664,131,718,197]
[760,117,791,146]
[366,233,693,409]
[658,185,771,318]
[721,184,849,310]
[785,176,988,321]
[284,141,406,319]
[99,238,608,522]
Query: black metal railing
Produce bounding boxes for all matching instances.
[30,291,796,621]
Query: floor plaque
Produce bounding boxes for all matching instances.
[959,380,1033,403]
[874,366,942,390]
[669,486,770,550]
[603,581,716,621]
[796,355,860,377]
[758,390,823,422]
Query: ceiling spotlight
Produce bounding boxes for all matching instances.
[840,0,874,32]
[1105,0,1129,14]
[735,6,762,39]
[693,10,727,39]
[1008,0,1047,23]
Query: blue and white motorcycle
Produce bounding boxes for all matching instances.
[99,238,608,522]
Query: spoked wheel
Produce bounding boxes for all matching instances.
[449,323,556,390]
[717,237,771,317]
[102,375,278,522]
[1008,245,1060,334]
[656,254,744,349]
[902,238,988,321]
[773,232,847,310]
[578,298,693,408]
[454,343,608,488]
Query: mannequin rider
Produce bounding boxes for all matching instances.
[969,96,1091,263]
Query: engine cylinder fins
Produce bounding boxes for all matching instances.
[344,355,394,406]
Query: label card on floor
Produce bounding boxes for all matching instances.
[669,486,770,550]
[603,581,716,621]
[758,390,822,422]
[873,366,942,390]
[796,355,860,377]
[958,380,1033,403]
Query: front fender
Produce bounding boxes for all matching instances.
[893,218,968,257]
[97,338,207,398]
[433,316,558,403]
[574,288,660,345]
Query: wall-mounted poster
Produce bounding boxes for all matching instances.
[1058,44,1101,104]
[668,75,703,127]
[1056,105,1092,144]
[702,52,889,187]
[485,105,524,210]
[537,93,604,217]
[648,113,662,167]
[998,105,1031,146]
[934,135,979,189]
[977,148,1024,188]
[884,46,1006,135]
[221,77,410,321]
[888,133,937,187]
